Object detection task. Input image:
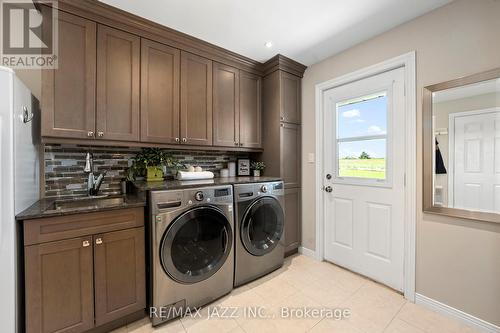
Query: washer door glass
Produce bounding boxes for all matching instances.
[241,197,284,256]
[160,206,232,284]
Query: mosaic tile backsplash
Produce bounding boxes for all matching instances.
[44,144,248,198]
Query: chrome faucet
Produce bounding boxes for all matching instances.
[84,152,106,196]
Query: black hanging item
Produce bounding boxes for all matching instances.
[435,139,447,174]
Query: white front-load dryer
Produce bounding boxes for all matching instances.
[149,185,234,326]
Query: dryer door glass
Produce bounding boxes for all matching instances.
[241,197,284,256]
[160,206,233,284]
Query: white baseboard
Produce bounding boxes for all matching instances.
[298,246,318,259]
[415,293,500,333]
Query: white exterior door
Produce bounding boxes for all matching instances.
[450,109,500,212]
[323,68,406,291]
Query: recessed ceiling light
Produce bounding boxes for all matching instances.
[265,41,273,48]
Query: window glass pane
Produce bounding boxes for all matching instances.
[338,139,386,179]
[337,92,387,139]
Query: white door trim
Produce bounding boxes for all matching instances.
[314,52,417,301]
[447,107,500,208]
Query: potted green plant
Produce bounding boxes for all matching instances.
[251,161,266,177]
[126,148,179,182]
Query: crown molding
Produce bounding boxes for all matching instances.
[263,54,307,78]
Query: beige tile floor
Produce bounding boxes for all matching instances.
[119,254,480,333]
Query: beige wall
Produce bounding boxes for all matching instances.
[301,0,500,326]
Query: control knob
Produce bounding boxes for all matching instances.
[261,185,269,193]
[194,191,204,201]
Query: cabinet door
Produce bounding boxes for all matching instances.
[141,39,180,144]
[97,25,140,141]
[94,227,146,326]
[41,10,96,139]
[284,187,301,254]
[180,52,213,146]
[281,123,301,188]
[239,71,262,148]
[280,72,301,124]
[213,63,239,147]
[25,237,94,333]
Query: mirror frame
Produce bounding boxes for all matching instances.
[423,67,500,224]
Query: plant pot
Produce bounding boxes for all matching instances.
[146,166,164,182]
[253,170,261,177]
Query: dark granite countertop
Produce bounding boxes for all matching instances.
[16,177,281,221]
[16,194,146,221]
[132,176,283,191]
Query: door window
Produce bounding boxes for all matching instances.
[160,206,232,284]
[335,92,390,184]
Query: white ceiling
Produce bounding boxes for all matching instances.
[99,0,452,66]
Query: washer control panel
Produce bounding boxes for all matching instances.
[185,186,233,204]
[151,185,233,215]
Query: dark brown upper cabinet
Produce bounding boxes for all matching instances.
[96,25,140,142]
[180,51,213,146]
[213,63,240,147]
[25,236,94,333]
[239,71,262,148]
[280,72,301,124]
[94,227,145,326]
[41,10,96,139]
[140,39,180,144]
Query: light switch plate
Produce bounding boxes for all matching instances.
[308,153,315,163]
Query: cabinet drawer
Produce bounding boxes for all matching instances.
[24,208,144,246]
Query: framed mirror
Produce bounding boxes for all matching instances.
[423,68,500,223]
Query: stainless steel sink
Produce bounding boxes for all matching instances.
[47,196,125,211]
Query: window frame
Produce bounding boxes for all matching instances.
[332,87,394,188]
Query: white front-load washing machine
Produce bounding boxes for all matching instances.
[149,185,234,326]
[234,181,285,287]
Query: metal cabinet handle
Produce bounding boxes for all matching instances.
[239,143,243,147]
[175,137,180,143]
[97,131,104,137]
[22,106,34,123]
[82,240,90,247]
[280,116,284,121]
[95,238,103,245]
[182,138,187,143]
[87,131,94,137]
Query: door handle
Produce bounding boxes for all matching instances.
[95,238,103,245]
[82,240,90,247]
[324,186,333,193]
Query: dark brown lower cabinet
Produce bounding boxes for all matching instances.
[94,228,146,326]
[23,208,145,333]
[25,237,95,333]
[284,187,301,254]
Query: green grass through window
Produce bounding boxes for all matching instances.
[339,158,386,179]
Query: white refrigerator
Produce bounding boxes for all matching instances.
[0,66,40,333]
